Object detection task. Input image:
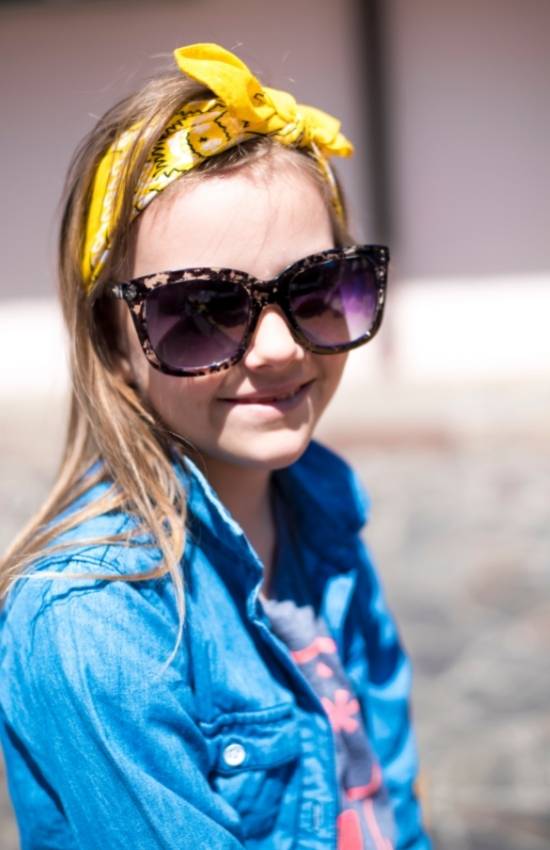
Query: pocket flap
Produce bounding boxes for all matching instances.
[201,704,302,775]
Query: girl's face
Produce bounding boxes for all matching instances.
[119,162,348,481]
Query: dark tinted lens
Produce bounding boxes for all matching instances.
[145,280,250,371]
[288,255,380,347]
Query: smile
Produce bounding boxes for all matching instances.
[219,380,315,407]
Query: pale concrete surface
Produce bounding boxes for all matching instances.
[0,381,548,850]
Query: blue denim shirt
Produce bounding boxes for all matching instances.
[0,440,431,849]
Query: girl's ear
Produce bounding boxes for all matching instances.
[94,295,139,388]
[115,348,136,386]
[112,307,141,389]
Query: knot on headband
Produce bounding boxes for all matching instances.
[82,43,354,289]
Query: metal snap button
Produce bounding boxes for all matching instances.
[223,742,246,767]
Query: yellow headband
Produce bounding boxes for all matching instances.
[81,43,354,290]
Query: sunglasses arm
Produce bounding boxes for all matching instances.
[109,284,125,299]
[102,282,139,304]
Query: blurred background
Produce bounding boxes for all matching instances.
[1,1,549,848]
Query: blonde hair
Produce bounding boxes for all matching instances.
[1,69,350,650]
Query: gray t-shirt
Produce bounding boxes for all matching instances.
[260,485,395,848]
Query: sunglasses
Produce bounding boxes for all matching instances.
[107,244,389,377]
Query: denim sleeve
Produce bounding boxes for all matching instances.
[1,566,245,850]
[346,540,432,850]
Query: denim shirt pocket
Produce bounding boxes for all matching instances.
[200,703,303,846]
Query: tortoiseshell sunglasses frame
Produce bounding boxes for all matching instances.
[106,244,389,377]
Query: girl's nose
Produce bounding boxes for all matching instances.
[242,306,305,370]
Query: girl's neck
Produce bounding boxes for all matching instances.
[203,458,276,591]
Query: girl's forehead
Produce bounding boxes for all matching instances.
[130,164,334,281]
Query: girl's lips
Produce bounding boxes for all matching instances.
[219,379,315,409]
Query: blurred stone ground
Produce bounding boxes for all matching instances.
[0,379,549,850]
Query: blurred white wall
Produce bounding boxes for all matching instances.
[379,0,550,404]
[0,0,368,302]
[388,0,550,278]
[0,0,548,404]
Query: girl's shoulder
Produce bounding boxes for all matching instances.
[1,471,168,639]
[0,484,181,716]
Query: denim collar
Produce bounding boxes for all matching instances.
[176,440,369,581]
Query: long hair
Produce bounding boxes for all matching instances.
[1,68,350,651]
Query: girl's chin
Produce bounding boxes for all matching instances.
[208,429,314,473]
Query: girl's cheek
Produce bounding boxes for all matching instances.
[322,352,348,394]
[147,372,218,420]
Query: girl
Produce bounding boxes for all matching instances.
[0,43,430,850]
